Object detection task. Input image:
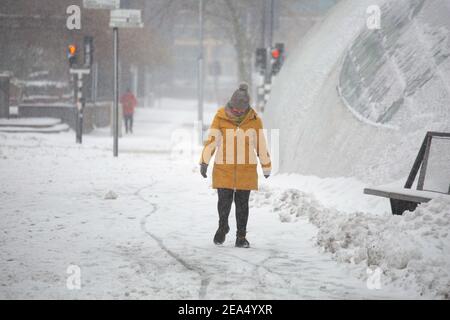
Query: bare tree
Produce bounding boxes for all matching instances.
[205,0,263,85]
[144,0,264,86]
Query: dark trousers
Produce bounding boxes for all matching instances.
[124,114,133,133]
[217,188,251,236]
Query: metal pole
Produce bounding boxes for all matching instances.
[256,0,267,111]
[77,74,83,144]
[74,73,80,143]
[417,134,432,191]
[113,27,119,157]
[198,0,204,144]
[269,0,274,46]
[262,0,273,110]
[92,62,98,103]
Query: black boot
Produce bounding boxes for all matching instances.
[234,190,251,248]
[213,224,230,245]
[235,231,250,248]
[214,189,234,245]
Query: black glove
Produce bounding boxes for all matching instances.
[200,163,208,178]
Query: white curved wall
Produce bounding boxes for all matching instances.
[264,0,450,184]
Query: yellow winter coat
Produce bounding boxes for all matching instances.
[200,107,272,190]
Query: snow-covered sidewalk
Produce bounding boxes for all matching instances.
[0,105,435,299]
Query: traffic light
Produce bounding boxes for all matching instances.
[271,48,280,59]
[67,44,78,68]
[271,43,285,76]
[83,36,94,67]
[255,48,267,73]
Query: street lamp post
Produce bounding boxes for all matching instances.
[113,26,119,157]
[198,0,204,144]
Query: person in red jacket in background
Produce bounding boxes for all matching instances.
[120,88,138,134]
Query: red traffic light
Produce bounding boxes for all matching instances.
[271,48,280,59]
[68,44,77,57]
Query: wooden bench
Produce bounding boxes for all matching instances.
[364,131,450,215]
[364,186,437,215]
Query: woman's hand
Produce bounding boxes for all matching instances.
[200,163,208,178]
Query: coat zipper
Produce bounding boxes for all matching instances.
[229,111,254,191]
[234,124,239,191]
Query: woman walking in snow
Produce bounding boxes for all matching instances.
[200,83,272,248]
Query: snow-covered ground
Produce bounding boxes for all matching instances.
[251,184,450,299]
[2,0,448,301]
[2,100,442,300]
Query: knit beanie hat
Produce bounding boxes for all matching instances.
[227,82,250,110]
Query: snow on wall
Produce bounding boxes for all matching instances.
[264,0,450,184]
[339,0,450,126]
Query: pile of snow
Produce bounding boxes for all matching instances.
[251,186,450,299]
[0,118,61,127]
[314,197,450,299]
[22,80,67,89]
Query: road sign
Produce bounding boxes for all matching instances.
[109,9,143,28]
[83,0,120,10]
[70,68,91,76]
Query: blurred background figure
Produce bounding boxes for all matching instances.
[120,88,137,134]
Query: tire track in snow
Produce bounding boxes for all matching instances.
[135,183,211,299]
